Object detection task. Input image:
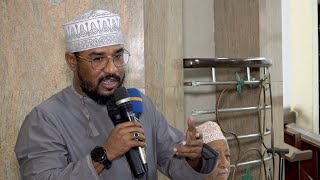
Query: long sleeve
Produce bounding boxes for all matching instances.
[15,108,100,180]
[141,95,216,180]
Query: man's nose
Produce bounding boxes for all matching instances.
[102,57,118,73]
[218,156,230,169]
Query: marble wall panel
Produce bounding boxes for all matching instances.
[259,0,284,178]
[144,0,184,131]
[214,0,260,57]
[144,1,183,179]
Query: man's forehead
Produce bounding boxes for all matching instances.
[208,140,229,151]
[84,45,124,55]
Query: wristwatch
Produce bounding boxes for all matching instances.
[91,146,112,169]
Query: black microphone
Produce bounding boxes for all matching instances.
[127,88,148,172]
[107,87,147,178]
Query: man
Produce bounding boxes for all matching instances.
[15,9,217,180]
[197,121,231,180]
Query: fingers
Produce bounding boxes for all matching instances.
[174,140,203,160]
[187,116,196,133]
[177,138,203,150]
[112,127,146,148]
[103,121,146,160]
[175,137,203,151]
[175,116,204,160]
[128,138,146,148]
[116,121,146,142]
[131,132,146,141]
[119,127,145,140]
[186,116,199,141]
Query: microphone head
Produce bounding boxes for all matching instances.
[114,86,131,105]
[128,88,143,116]
[106,98,116,112]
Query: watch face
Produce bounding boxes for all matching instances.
[91,146,105,162]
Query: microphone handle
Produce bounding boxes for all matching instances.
[125,113,148,177]
[131,114,148,166]
[125,148,146,178]
[138,147,148,172]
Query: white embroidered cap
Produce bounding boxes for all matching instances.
[63,9,124,53]
[196,121,226,143]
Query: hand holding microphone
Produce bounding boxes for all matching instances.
[106,87,148,178]
[102,121,145,161]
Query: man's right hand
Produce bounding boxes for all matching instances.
[102,121,146,161]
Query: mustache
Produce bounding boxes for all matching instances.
[99,74,121,83]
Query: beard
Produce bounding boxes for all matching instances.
[77,69,125,105]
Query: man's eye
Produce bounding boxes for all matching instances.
[114,54,123,59]
[92,57,104,61]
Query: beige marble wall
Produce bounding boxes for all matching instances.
[144,0,184,131]
[144,0,183,179]
[259,0,283,149]
[0,1,144,179]
[259,0,283,179]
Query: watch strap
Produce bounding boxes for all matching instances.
[99,150,112,169]
[91,146,112,169]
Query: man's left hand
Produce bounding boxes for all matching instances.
[175,116,203,171]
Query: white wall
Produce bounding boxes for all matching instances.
[282,0,292,108]
[282,0,319,133]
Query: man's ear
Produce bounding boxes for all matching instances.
[65,52,77,71]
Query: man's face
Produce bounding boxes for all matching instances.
[204,140,230,180]
[74,45,126,104]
